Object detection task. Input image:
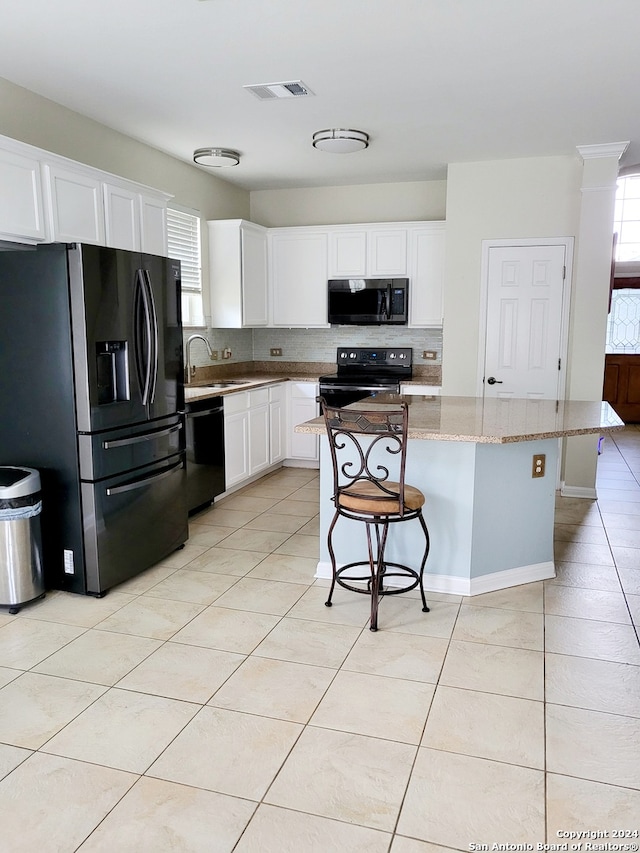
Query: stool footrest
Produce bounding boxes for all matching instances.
[334,561,421,596]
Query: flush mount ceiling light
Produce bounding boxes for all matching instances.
[193,148,240,167]
[312,128,369,154]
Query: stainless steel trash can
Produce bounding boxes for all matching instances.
[0,467,45,614]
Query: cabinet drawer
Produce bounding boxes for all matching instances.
[400,384,441,396]
[249,387,269,407]
[290,381,318,400]
[268,383,286,403]
[223,391,249,414]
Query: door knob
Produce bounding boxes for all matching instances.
[486,376,503,385]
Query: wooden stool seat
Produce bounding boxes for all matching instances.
[338,479,426,514]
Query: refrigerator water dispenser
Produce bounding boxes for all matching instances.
[96,341,129,405]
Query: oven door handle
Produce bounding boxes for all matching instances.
[319,384,398,393]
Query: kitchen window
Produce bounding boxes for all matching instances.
[167,205,204,327]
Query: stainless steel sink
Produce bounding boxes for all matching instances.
[190,380,250,389]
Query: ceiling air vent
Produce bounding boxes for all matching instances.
[243,80,314,100]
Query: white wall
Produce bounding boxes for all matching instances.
[442,153,622,492]
[442,156,583,395]
[0,76,250,304]
[250,180,447,227]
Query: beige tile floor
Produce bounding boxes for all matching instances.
[0,429,639,851]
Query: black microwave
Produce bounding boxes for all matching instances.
[327,278,408,325]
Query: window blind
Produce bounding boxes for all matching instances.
[167,207,201,293]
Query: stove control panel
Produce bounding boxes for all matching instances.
[336,347,412,368]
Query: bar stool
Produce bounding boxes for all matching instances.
[319,397,430,632]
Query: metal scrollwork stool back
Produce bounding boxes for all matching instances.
[319,397,430,632]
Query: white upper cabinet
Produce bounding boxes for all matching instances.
[45,163,106,244]
[328,229,367,277]
[328,225,408,278]
[241,222,268,326]
[367,228,408,276]
[140,195,168,256]
[0,133,171,252]
[208,219,268,328]
[268,221,444,327]
[269,229,329,327]
[104,183,139,251]
[0,144,46,242]
[45,160,171,251]
[408,223,445,327]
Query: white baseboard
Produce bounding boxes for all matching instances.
[560,483,598,499]
[315,560,556,596]
[467,561,556,594]
[283,459,319,469]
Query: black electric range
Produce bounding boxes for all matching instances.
[318,347,413,407]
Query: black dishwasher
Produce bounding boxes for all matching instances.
[185,396,225,514]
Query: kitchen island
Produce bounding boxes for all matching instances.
[298,395,624,596]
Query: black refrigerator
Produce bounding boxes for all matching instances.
[0,243,188,596]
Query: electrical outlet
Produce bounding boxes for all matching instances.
[422,350,438,360]
[222,347,232,359]
[532,454,546,478]
[209,350,218,360]
[270,347,283,357]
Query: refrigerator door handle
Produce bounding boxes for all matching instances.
[134,269,152,405]
[105,459,183,497]
[141,269,159,405]
[102,422,182,450]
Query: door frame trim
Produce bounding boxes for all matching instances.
[476,237,575,399]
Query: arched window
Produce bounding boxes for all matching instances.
[607,174,640,353]
[614,173,640,262]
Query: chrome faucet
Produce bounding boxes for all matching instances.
[185,334,213,384]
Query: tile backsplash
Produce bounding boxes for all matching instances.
[185,326,442,369]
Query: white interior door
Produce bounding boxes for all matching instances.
[483,244,567,399]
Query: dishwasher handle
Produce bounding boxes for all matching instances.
[186,406,224,418]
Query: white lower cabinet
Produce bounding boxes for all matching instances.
[224,383,287,489]
[287,382,319,464]
[224,406,250,488]
[269,384,286,464]
[248,390,270,476]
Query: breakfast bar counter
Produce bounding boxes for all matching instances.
[298,395,624,596]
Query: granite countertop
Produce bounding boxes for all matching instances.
[296,393,625,443]
[184,368,441,403]
[184,373,323,402]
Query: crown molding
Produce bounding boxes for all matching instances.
[577,142,629,161]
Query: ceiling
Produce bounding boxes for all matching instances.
[1,0,639,191]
